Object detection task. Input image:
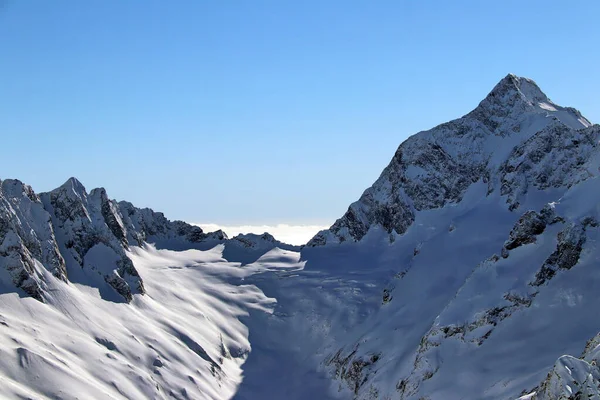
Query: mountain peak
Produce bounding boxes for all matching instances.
[473,74,592,130]
[486,73,550,107]
[57,177,87,194]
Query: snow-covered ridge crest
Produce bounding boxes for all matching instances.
[2,74,600,400]
[0,177,234,303]
[308,74,596,246]
[0,179,67,301]
[0,177,306,400]
[471,74,591,131]
[294,75,600,400]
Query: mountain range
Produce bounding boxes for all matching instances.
[1,74,599,399]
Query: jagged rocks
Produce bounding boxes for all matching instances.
[503,211,548,251]
[0,177,227,302]
[306,232,327,247]
[0,179,68,301]
[0,180,67,281]
[531,221,590,287]
[396,143,486,211]
[327,347,381,395]
[205,229,228,241]
[382,288,392,304]
[532,355,600,400]
[41,179,146,301]
[228,233,298,251]
[0,230,45,301]
[499,123,599,210]
[332,195,415,244]
[309,75,600,400]
[500,204,564,259]
[232,233,273,248]
[105,271,133,302]
[117,200,221,247]
[97,188,128,247]
[172,221,206,243]
[524,328,600,399]
[309,74,594,246]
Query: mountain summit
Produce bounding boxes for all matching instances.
[486,74,555,107]
[472,73,591,130]
[308,74,596,246]
[297,75,600,399]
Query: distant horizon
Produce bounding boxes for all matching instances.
[195,223,330,246]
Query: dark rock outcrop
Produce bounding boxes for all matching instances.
[531,219,594,287]
[502,204,562,255]
[0,177,227,302]
[308,75,594,246]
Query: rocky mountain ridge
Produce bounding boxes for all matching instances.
[299,75,600,399]
[2,74,599,400]
[308,74,595,246]
[0,177,285,303]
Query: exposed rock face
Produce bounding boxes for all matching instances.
[308,74,594,246]
[0,230,44,301]
[40,178,145,301]
[531,220,591,287]
[0,179,66,300]
[326,346,380,395]
[0,177,227,302]
[502,204,561,255]
[116,201,224,247]
[532,355,600,400]
[379,204,597,400]
[0,176,298,302]
[99,188,128,246]
[499,123,600,209]
[526,330,600,400]
[1,180,67,281]
[310,75,600,399]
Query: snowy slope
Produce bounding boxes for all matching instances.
[1,177,238,303]
[308,74,592,246]
[296,74,600,399]
[232,75,600,400]
[0,243,285,399]
[1,74,600,400]
[0,177,309,399]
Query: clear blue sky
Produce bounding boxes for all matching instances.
[1,1,598,225]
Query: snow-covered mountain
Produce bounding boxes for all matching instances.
[297,74,600,399]
[0,177,226,303]
[1,74,600,400]
[308,74,593,246]
[0,177,303,399]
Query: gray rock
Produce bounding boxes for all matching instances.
[308,74,595,246]
[0,177,227,302]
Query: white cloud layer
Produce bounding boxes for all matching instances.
[195,223,329,246]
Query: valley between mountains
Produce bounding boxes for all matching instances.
[2,74,600,399]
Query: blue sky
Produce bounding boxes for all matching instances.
[1,1,598,227]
